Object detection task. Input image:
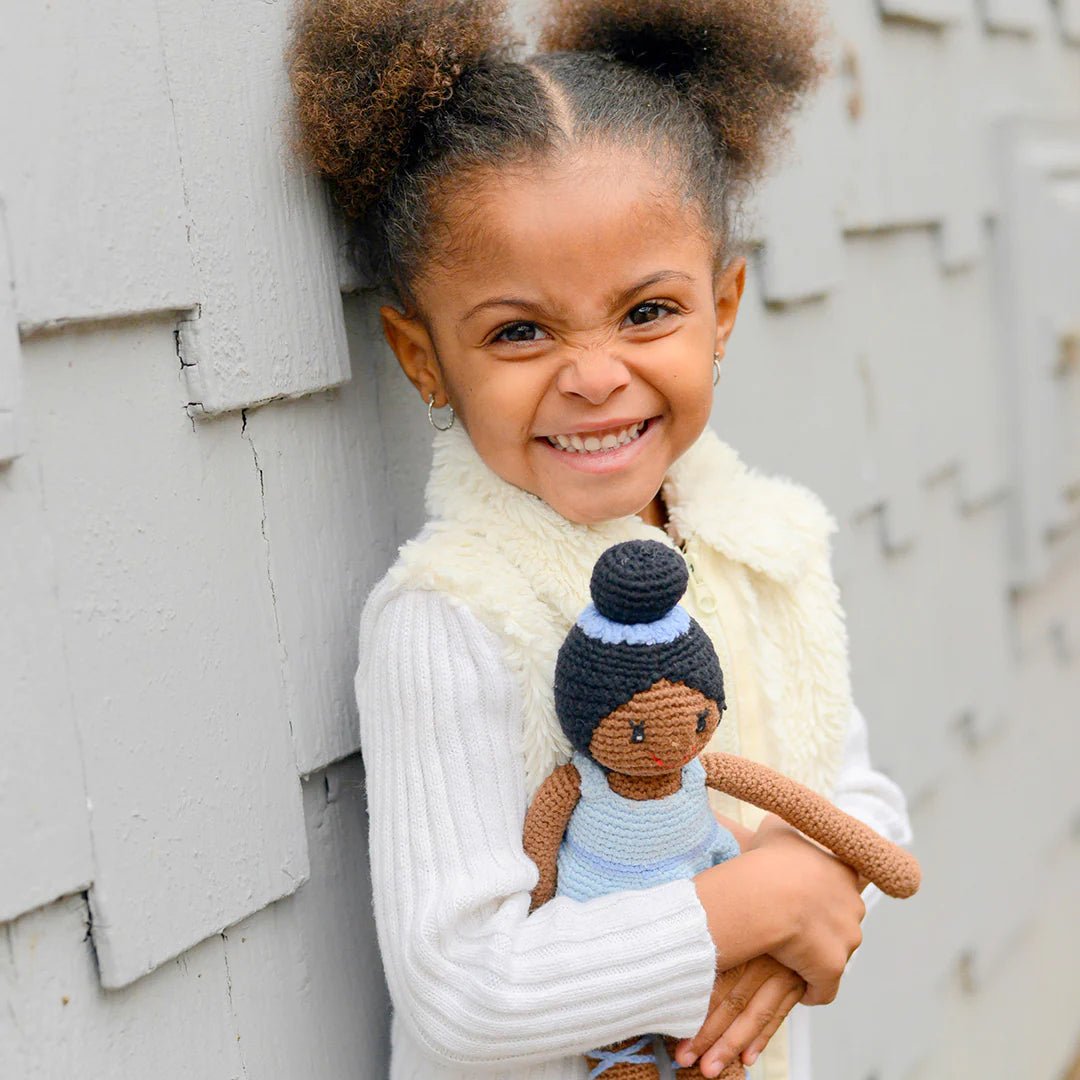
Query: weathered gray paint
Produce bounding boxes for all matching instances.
[157,0,352,416]
[1,1,1079,1077]
[0,2,196,331]
[20,319,310,988]
[0,203,24,463]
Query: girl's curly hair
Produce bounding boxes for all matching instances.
[287,0,824,312]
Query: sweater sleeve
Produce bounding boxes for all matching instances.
[355,581,717,1071]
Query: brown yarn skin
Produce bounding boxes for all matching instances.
[582,1035,741,1079]
[523,762,582,912]
[662,1034,745,1080]
[523,680,920,1080]
[701,753,921,899]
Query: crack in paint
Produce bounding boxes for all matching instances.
[221,932,250,1079]
[79,892,103,982]
[241,413,293,739]
[2,922,25,1048]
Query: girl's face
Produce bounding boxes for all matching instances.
[381,145,746,526]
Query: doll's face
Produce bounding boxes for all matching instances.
[380,144,746,526]
[588,679,721,776]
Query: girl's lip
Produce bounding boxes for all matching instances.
[537,416,661,474]
[549,416,648,437]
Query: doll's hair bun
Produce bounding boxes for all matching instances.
[287,0,517,219]
[589,540,688,625]
[538,0,825,182]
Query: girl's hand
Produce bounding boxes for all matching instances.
[692,815,866,1007]
[749,814,866,1005]
[673,955,806,1077]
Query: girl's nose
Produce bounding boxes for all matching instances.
[555,350,632,405]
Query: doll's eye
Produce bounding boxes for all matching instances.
[625,300,679,326]
[630,722,646,743]
[696,709,709,733]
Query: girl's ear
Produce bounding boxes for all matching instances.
[712,256,747,361]
[379,304,449,407]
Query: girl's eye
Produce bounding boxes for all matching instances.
[696,709,709,733]
[626,300,679,327]
[630,722,646,744]
[491,321,549,344]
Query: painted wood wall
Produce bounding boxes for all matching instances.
[2,1,1078,1077]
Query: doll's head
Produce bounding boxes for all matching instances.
[553,539,725,775]
[288,1,823,524]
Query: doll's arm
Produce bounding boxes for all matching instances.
[700,752,920,899]
[523,762,581,912]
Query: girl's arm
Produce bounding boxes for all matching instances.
[355,582,718,1070]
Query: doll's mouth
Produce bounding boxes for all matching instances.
[649,749,696,769]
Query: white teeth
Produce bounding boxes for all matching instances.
[546,420,648,454]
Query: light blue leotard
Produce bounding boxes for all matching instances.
[555,750,740,903]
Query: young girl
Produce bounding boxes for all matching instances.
[288,1,913,1077]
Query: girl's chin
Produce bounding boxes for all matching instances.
[543,481,665,526]
[539,461,671,525]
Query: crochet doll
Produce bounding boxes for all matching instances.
[523,540,921,1080]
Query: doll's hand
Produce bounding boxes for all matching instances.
[673,955,806,1077]
[750,814,866,1006]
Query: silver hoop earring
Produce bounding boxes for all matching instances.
[428,393,455,432]
[712,353,722,387]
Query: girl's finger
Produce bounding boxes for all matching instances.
[741,984,806,1067]
[697,977,794,1077]
[675,966,763,1064]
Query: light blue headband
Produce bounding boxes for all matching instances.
[575,602,690,646]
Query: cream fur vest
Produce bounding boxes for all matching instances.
[389,422,853,809]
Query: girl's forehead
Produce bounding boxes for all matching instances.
[423,148,712,311]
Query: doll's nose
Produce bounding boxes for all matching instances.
[555,350,631,405]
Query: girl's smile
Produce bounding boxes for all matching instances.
[537,415,660,474]
[380,145,746,526]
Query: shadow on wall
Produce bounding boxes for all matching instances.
[345,290,434,553]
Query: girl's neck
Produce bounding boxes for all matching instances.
[637,491,669,531]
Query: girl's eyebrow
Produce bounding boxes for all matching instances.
[605,269,696,311]
[457,269,696,327]
[458,295,544,326]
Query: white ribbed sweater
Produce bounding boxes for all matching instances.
[355,580,912,1080]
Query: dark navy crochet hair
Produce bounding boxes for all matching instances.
[554,540,725,755]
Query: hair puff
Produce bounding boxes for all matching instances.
[287,0,519,219]
[537,0,826,183]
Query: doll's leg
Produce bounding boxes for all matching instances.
[583,1034,661,1079]
[661,1036,746,1080]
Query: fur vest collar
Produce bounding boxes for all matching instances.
[390,423,852,799]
